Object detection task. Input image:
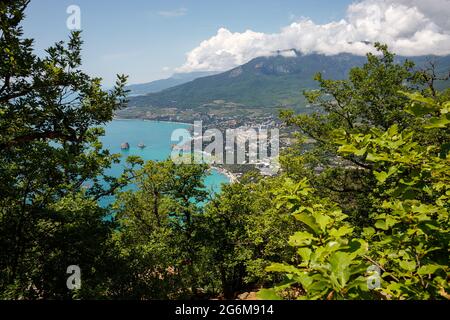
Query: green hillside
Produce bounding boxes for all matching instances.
[128,53,368,110]
[120,52,450,120]
[125,71,217,96]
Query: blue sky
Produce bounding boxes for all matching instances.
[23,0,450,86]
[23,0,352,86]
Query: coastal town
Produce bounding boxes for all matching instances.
[115,108,291,181]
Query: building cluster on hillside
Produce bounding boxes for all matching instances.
[122,107,289,179]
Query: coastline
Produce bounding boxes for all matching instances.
[112,117,237,184]
[143,119,193,126]
[113,116,192,126]
[212,166,238,184]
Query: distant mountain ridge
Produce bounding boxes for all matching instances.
[125,71,218,96]
[125,52,450,113]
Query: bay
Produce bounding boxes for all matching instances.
[98,119,230,206]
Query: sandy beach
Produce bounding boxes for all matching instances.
[212,166,238,183]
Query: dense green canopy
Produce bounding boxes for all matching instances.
[1,0,448,300]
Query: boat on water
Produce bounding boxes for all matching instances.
[138,142,146,149]
[120,142,130,150]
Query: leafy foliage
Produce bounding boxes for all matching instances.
[201,177,298,298]
[1,0,449,301]
[0,0,129,298]
[109,159,212,298]
[262,92,449,300]
[336,93,449,299]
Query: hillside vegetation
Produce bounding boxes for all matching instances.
[1,1,449,300]
[124,52,450,115]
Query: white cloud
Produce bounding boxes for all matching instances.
[391,0,450,30]
[157,7,187,18]
[177,0,450,73]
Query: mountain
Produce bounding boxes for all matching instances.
[125,71,218,96]
[121,52,450,120]
[128,52,368,109]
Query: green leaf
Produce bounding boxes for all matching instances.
[312,212,332,232]
[293,212,321,235]
[257,289,283,300]
[337,144,359,154]
[405,103,434,117]
[374,171,388,183]
[329,225,354,238]
[417,264,445,275]
[266,263,301,275]
[375,220,388,230]
[375,216,398,230]
[399,260,416,272]
[424,115,450,129]
[354,147,367,156]
[366,153,389,162]
[411,204,438,215]
[400,91,435,106]
[289,231,314,246]
[329,252,354,287]
[297,247,312,263]
[362,227,375,238]
[387,124,399,137]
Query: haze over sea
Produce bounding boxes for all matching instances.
[99,119,229,205]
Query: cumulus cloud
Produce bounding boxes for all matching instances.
[177,0,450,73]
[392,0,450,30]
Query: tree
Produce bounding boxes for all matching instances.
[0,0,128,298]
[201,176,298,299]
[111,160,211,299]
[279,43,450,226]
[261,92,450,300]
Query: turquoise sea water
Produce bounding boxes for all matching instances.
[99,119,229,204]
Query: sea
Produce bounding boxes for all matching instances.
[98,119,230,206]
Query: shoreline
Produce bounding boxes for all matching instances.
[113,116,192,126]
[212,166,238,184]
[112,117,238,184]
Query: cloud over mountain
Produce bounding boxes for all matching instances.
[177,0,450,73]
